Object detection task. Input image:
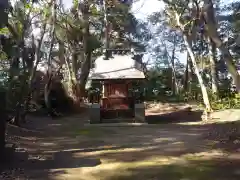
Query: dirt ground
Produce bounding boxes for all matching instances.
[1,104,240,180]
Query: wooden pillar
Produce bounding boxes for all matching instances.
[126,80,129,97]
[102,81,105,98]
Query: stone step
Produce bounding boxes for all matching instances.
[5,143,16,149]
[101,118,135,123]
[84,122,149,127]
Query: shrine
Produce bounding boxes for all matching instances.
[88,49,146,123]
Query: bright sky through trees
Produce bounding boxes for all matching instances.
[60,0,237,65]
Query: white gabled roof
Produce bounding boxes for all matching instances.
[89,55,145,80]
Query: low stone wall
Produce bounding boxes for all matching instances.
[89,103,146,124]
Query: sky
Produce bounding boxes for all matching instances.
[62,0,235,12]
[62,0,166,64]
[62,0,164,20]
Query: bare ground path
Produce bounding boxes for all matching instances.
[1,111,240,180]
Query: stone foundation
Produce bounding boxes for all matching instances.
[134,103,145,123]
[89,103,101,124]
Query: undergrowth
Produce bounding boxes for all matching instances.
[145,91,240,111]
[209,93,240,110]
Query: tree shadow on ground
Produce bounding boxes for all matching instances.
[69,120,240,164]
[186,120,240,153]
[2,112,239,180]
[0,147,101,180]
[146,109,203,124]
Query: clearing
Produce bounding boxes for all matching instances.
[1,104,240,180]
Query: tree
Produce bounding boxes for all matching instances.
[0,0,151,122]
[54,0,101,106]
[44,0,57,115]
[148,12,186,96]
[150,0,212,111]
[202,0,240,92]
[54,0,150,106]
[0,0,9,28]
[1,0,56,124]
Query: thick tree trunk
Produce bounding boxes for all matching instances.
[203,0,240,92]
[78,1,92,99]
[62,51,81,105]
[79,53,92,98]
[68,48,82,105]
[44,74,53,115]
[70,77,81,105]
[20,23,47,122]
[44,0,56,115]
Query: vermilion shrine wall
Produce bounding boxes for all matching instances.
[101,80,133,110]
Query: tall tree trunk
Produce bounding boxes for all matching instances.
[187,54,195,93]
[170,35,178,95]
[208,37,218,94]
[203,0,240,92]
[173,8,211,111]
[173,7,211,110]
[183,34,211,111]
[184,53,189,91]
[162,40,179,95]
